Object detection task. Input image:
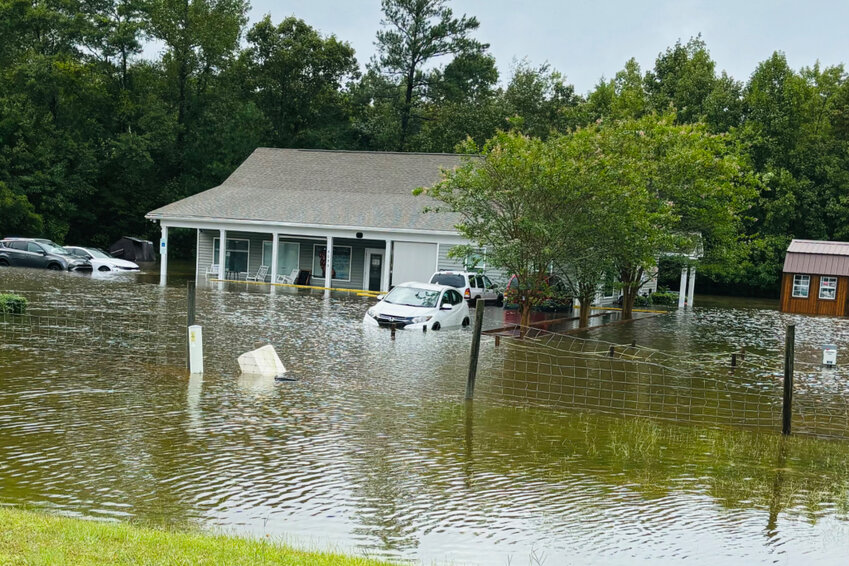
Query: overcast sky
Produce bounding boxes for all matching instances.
[157,0,849,94]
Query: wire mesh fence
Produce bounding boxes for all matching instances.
[477,325,849,440]
[0,309,185,365]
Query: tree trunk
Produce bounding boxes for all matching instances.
[621,285,634,320]
[578,296,591,328]
[399,67,415,150]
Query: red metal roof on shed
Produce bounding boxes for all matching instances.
[783,239,849,276]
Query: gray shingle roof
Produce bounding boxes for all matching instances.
[146,148,468,232]
[783,239,849,276]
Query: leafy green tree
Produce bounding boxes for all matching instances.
[503,61,582,138]
[239,16,358,148]
[593,115,757,318]
[416,132,583,327]
[144,0,248,150]
[0,181,43,236]
[645,36,717,123]
[373,0,485,150]
[583,58,650,121]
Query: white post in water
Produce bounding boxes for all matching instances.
[159,224,168,286]
[217,229,226,280]
[270,232,279,284]
[678,267,688,308]
[188,325,203,374]
[687,266,697,308]
[324,235,334,298]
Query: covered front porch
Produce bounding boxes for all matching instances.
[156,220,469,293]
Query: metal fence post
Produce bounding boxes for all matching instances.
[782,324,795,435]
[466,298,485,401]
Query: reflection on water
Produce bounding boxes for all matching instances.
[1,267,849,564]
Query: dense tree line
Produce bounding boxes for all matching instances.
[1,0,848,295]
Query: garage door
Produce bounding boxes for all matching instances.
[392,242,437,285]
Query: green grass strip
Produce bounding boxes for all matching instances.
[0,508,396,566]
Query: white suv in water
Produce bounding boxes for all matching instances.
[428,270,503,305]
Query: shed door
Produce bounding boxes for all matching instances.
[392,242,437,285]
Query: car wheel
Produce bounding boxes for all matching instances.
[98,265,110,272]
[462,317,470,327]
[0,259,8,267]
[431,322,441,331]
[47,263,63,270]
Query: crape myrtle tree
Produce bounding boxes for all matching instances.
[416,131,601,329]
[594,114,757,319]
[546,130,629,328]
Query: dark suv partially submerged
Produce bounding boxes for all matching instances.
[0,238,92,272]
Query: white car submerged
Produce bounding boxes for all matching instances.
[65,246,140,272]
[363,282,471,331]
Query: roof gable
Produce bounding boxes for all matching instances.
[146,148,468,232]
[783,239,849,276]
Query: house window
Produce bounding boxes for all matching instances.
[262,241,300,278]
[792,274,810,298]
[212,238,250,274]
[313,245,352,281]
[819,276,838,300]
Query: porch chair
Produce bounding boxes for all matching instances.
[276,268,300,284]
[206,264,220,278]
[246,265,269,282]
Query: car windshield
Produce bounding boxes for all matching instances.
[384,287,440,308]
[39,241,71,255]
[430,274,465,288]
[87,248,112,259]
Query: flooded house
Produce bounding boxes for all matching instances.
[780,239,849,315]
[146,148,503,291]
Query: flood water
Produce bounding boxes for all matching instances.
[2,265,849,565]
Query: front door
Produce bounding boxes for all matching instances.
[364,248,385,292]
[368,253,383,291]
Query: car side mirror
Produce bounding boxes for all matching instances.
[41,251,48,256]
[440,303,454,311]
[376,294,385,300]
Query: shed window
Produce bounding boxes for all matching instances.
[792,274,810,298]
[819,276,838,300]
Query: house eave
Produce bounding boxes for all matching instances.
[145,213,463,239]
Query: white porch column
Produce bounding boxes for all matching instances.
[678,267,688,309]
[325,235,334,286]
[159,224,168,286]
[217,229,226,280]
[382,239,392,292]
[687,266,697,307]
[270,232,279,284]
[324,236,334,298]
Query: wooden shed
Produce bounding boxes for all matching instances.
[780,239,849,316]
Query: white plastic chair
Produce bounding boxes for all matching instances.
[206,264,220,278]
[276,268,299,284]
[246,265,269,282]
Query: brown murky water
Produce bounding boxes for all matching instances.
[2,265,849,565]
